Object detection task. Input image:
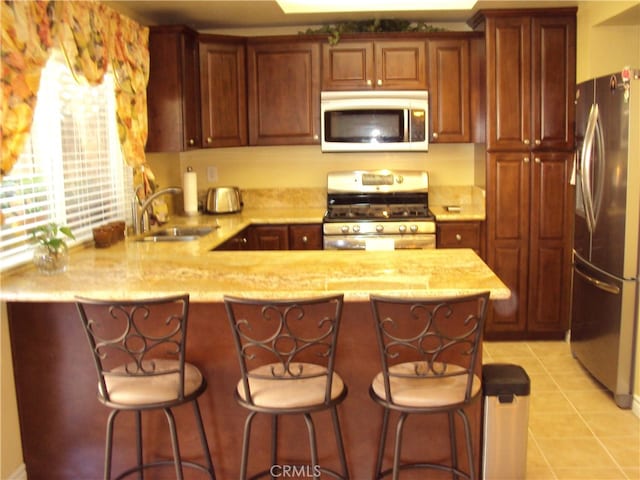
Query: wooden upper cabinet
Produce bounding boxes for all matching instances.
[147,26,201,152]
[199,36,247,148]
[247,39,321,145]
[483,12,575,152]
[322,39,426,90]
[428,38,470,143]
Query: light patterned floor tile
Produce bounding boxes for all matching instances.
[599,436,640,468]
[553,467,628,479]
[563,388,623,414]
[529,412,593,438]
[534,436,620,470]
[581,411,640,438]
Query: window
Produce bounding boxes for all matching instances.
[0,50,133,270]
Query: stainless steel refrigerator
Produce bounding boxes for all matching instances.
[572,69,639,409]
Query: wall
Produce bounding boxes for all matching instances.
[576,0,640,413]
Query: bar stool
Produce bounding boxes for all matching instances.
[368,292,489,480]
[76,294,216,480]
[224,294,349,480]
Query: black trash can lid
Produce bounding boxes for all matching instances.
[482,363,530,396]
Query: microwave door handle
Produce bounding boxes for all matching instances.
[404,110,409,142]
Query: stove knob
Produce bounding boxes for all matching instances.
[410,224,419,233]
[341,225,349,234]
[376,224,384,233]
[398,224,407,233]
[353,225,361,233]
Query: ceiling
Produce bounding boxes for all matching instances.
[104,0,580,31]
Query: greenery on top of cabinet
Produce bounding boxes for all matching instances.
[301,19,447,45]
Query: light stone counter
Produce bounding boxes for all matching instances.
[1,207,508,302]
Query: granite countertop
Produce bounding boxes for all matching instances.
[1,207,507,303]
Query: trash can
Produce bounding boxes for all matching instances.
[482,363,530,480]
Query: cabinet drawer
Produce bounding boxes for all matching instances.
[437,222,481,250]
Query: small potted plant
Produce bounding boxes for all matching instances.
[30,222,75,274]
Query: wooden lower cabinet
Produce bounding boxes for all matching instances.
[485,151,573,339]
[221,224,323,251]
[436,221,484,258]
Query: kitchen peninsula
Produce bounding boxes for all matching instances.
[2,210,509,479]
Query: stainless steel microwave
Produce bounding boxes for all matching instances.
[320,90,429,152]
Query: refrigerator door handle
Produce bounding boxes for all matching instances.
[574,264,621,295]
[592,112,606,226]
[581,103,599,233]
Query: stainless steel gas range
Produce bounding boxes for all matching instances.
[323,170,436,250]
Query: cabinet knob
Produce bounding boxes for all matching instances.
[313,134,319,140]
[432,132,439,140]
[455,234,462,241]
[535,139,541,145]
[302,235,308,243]
[377,79,382,86]
[206,137,213,144]
[524,157,530,163]
[523,139,530,145]
[367,79,372,86]
[188,138,195,146]
[534,157,541,163]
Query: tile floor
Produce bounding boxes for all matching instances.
[483,341,640,480]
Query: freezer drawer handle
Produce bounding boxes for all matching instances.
[574,266,621,295]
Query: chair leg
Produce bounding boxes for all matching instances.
[330,406,349,479]
[163,408,184,480]
[240,411,257,480]
[104,410,120,480]
[392,412,409,480]
[448,411,458,479]
[192,399,216,479]
[271,414,279,477]
[457,409,475,480]
[374,407,390,480]
[134,410,143,480]
[302,413,320,480]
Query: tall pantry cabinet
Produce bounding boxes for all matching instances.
[471,9,576,338]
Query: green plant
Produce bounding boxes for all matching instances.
[30,222,75,254]
[302,19,447,45]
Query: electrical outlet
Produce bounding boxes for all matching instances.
[207,166,218,182]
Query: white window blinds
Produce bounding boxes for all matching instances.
[0,50,133,271]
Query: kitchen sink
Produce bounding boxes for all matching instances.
[139,226,217,242]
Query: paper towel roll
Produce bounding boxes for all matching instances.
[183,168,198,216]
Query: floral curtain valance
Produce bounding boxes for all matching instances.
[1,0,150,178]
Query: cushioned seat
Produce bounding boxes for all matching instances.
[76,294,216,480]
[224,294,349,480]
[369,292,489,480]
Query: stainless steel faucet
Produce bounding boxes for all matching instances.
[133,186,183,235]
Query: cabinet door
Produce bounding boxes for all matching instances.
[247,40,320,145]
[485,16,531,151]
[322,41,374,90]
[485,152,531,335]
[147,26,201,152]
[289,224,323,250]
[527,152,572,335]
[436,222,482,257]
[531,15,576,151]
[374,40,427,90]
[248,225,289,250]
[428,38,470,143]
[199,39,247,147]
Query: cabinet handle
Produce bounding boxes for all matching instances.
[523,139,530,145]
[206,137,212,144]
[524,157,530,163]
[302,236,308,244]
[455,234,462,241]
[432,132,439,139]
[534,157,541,163]
[535,139,541,145]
